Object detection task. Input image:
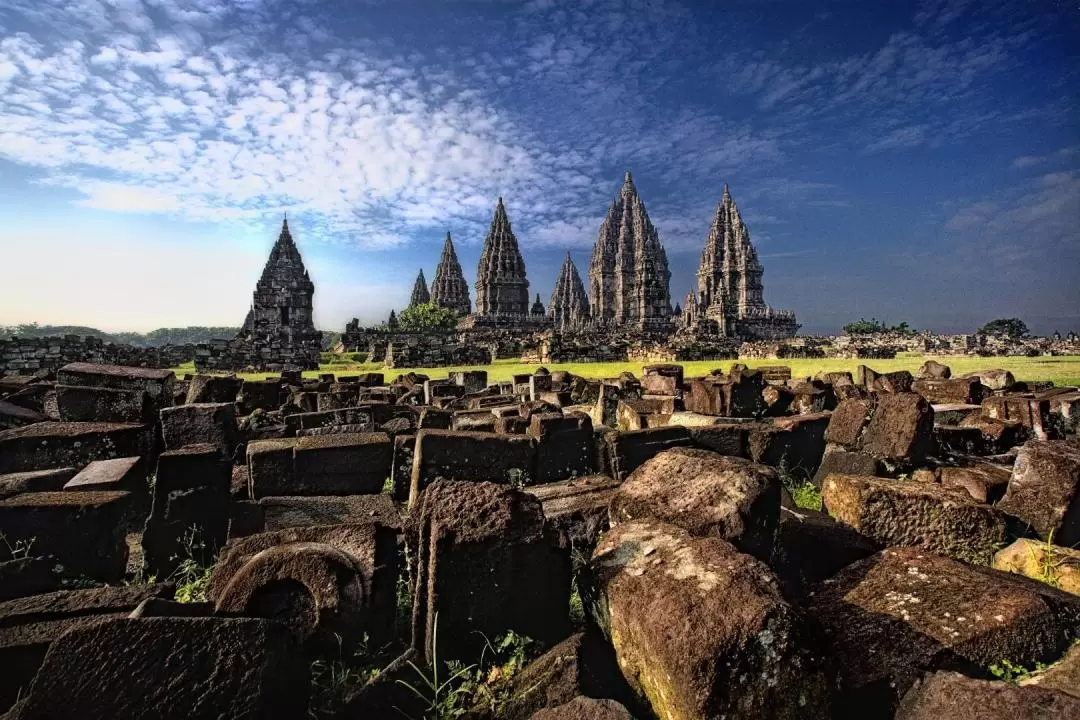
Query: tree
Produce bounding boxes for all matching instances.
[397,303,458,332]
[843,318,887,334]
[978,318,1029,339]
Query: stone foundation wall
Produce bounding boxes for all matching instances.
[385,340,492,368]
[1,335,195,375]
[193,336,320,373]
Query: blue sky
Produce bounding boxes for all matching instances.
[0,0,1077,335]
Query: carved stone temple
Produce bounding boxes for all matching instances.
[235,218,321,369]
[549,252,589,332]
[408,269,430,308]
[464,198,548,330]
[587,171,672,333]
[429,232,471,316]
[680,184,799,340]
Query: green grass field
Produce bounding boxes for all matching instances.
[172,353,1080,388]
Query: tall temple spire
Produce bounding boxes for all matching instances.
[430,231,471,315]
[409,268,430,308]
[587,170,671,329]
[549,252,589,331]
[475,198,530,316]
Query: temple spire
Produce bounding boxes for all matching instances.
[475,198,530,316]
[430,231,471,315]
[550,252,589,331]
[409,268,430,308]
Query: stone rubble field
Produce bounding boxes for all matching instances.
[0,360,1079,719]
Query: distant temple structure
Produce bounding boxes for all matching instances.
[408,269,430,308]
[343,171,799,358]
[680,185,799,340]
[549,252,590,332]
[236,218,321,369]
[588,171,672,333]
[429,232,471,315]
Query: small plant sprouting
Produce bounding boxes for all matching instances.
[988,658,1047,684]
[396,613,478,719]
[170,526,213,604]
[1030,531,1066,589]
[0,532,35,561]
[308,633,383,719]
[776,456,823,512]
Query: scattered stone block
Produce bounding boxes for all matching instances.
[258,494,401,532]
[993,538,1080,596]
[0,467,76,499]
[293,432,392,495]
[184,373,242,404]
[246,438,298,500]
[998,439,1080,545]
[530,413,593,483]
[912,377,985,405]
[895,671,1080,720]
[932,402,981,425]
[160,402,239,455]
[939,462,1012,503]
[0,421,153,474]
[603,425,692,481]
[411,481,570,664]
[963,368,1016,391]
[812,446,881,489]
[610,448,780,562]
[959,413,1026,451]
[916,360,951,379]
[0,584,174,712]
[822,473,1012,564]
[1020,641,1080,697]
[238,379,282,413]
[770,505,878,601]
[62,456,144,493]
[8,617,308,719]
[872,370,914,393]
[409,429,536,505]
[590,519,832,720]
[0,491,131,581]
[0,400,45,429]
[526,474,620,552]
[859,393,935,465]
[983,395,1052,439]
[933,424,989,455]
[810,547,1080,716]
[748,412,830,475]
[687,422,750,457]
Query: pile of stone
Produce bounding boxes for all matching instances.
[0,359,1079,719]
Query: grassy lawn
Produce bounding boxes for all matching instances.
[171,353,1080,387]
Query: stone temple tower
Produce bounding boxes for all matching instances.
[409,269,430,308]
[237,217,321,369]
[695,185,798,340]
[430,232,471,315]
[474,198,530,317]
[549,252,589,331]
[588,171,671,331]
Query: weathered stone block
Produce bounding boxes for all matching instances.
[530,413,593,483]
[525,474,619,552]
[57,362,174,411]
[770,505,877,601]
[983,395,1052,439]
[994,537,1080,596]
[604,426,692,481]
[409,429,536,505]
[0,491,132,581]
[9,617,309,719]
[0,467,76,499]
[809,547,1080,716]
[184,373,242,404]
[912,377,985,405]
[687,422,750,457]
[0,421,154,474]
[238,379,282,413]
[824,399,870,450]
[590,519,832,720]
[55,384,154,423]
[292,432,392,495]
[247,438,297,500]
[62,456,144,493]
[411,481,570,664]
[160,402,239,456]
[998,439,1080,545]
[748,412,830,476]
[258,494,401,532]
[896,671,1080,720]
[859,393,935,464]
[822,473,1013,564]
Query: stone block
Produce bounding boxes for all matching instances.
[963,369,1016,391]
[530,413,593,483]
[998,439,1080,546]
[590,519,832,720]
[959,413,1027,451]
[160,402,239,456]
[615,398,671,431]
[808,547,1080,716]
[859,393,935,464]
[994,538,1080,596]
[748,412,830,476]
[55,385,155,423]
[8,617,309,719]
[0,584,174,712]
[62,456,144,493]
[604,425,692,481]
[939,462,1012,504]
[247,438,298,500]
[822,473,1013,564]
[0,467,76,500]
[916,360,951,379]
[983,396,1052,439]
[824,398,870,449]
[185,374,241,404]
[811,446,881,489]
[0,422,154,474]
[912,378,985,405]
[292,432,392,495]
[610,448,780,562]
[872,370,914,393]
[258,494,401,532]
[411,481,570,664]
[0,400,45,430]
[525,474,620,552]
[238,379,282,413]
[0,491,132,581]
[686,422,750,457]
[896,671,1080,720]
[409,429,536,505]
[56,362,174,410]
[771,505,878,601]
[391,434,416,502]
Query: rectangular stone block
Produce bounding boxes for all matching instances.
[247,439,297,500]
[63,456,144,493]
[0,491,132,581]
[605,426,693,480]
[530,413,593,483]
[0,422,153,474]
[57,362,174,409]
[449,370,488,394]
[293,432,392,495]
[912,378,985,405]
[238,380,282,412]
[685,378,726,416]
[0,467,77,500]
[160,402,239,455]
[641,373,679,397]
[56,385,155,423]
[409,430,537,506]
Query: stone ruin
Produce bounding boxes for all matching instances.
[1,356,1080,719]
